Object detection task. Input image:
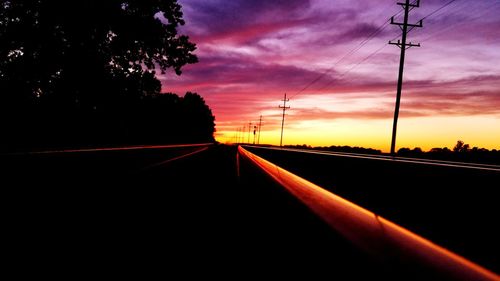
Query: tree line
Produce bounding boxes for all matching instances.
[284,140,499,165]
[0,1,214,151]
[396,140,499,165]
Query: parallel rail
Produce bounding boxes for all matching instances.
[243,145,500,172]
[238,145,499,281]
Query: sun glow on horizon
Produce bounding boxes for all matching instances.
[169,0,500,153]
[217,115,500,153]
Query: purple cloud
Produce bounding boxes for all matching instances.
[163,0,500,147]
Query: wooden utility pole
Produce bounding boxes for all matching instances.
[279,93,290,147]
[257,115,262,145]
[253,125,257,144]
[242,124,246,144]
[389,0,422,155]
[247,122,252,144]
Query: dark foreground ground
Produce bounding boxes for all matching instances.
[2,144,498,279]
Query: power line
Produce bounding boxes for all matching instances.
[419,2,499,43]
[405,0,466,40]
[318,0,475,92]
[288,2,418,100]
[313,34,409,96]
[290,24,389,99]
[257,0,470,147]
[420,0,461,21]
[313,43,391,94]
[299,0,470,97]
[289,26,388,100]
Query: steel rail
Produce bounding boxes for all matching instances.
[238,145,499,281]
[243,145,500,172]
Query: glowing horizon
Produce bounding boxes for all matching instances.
[161,0,500,152]
[222,115,500,153]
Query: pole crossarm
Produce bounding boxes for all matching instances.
[389,40,421,49]
[391,17,423,30]
[397,0,420,7]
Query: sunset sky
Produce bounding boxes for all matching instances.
[160,0,500,152]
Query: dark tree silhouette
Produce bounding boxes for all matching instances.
[429,147,452,154]
[453,140,470,153]
[397,147,412,156]
[0,0,196,102]
[285,145,382,155]
[397,147,423,157]
[179,92,216,142]
[394,141,500,164]
[127,92,215,144]
[0,1,213,150]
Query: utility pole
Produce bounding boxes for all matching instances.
[247,122,252,144]
[242,124,246,144]
[253,125,257,144]
[279,93,290,147]
[389,0,422,156]
[257,115,262,145]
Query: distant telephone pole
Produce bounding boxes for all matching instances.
[247,122,252,144]
[257,115,262,145]
[242,124,246,144]
[279,93,290,147]
[389,0,422,156]
[253,125,257,144]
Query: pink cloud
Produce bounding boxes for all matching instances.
[165,0,500,137]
